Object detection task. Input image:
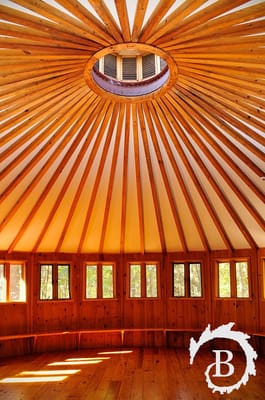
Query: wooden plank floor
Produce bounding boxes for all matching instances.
[0,347,264,400]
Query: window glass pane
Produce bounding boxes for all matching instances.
[173,263,185,296]
[236,261,249,298]
[102,265,114,298]
[0,264,6,302]
[218,262,231,297]
[58,265,70,299]
[40,264,53,300]
[122,57,137,80]
[146,264,158,297]
[10,264,25,301]
[143,54,155,78]
[130,264,141,297]
[189,263,202,297]
[86,265,97,298]
[104,54,116,78]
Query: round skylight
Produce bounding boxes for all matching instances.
[84,43,178,101]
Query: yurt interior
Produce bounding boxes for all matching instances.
[0,0,265,399]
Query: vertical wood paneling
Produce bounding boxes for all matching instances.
[0,249,263,355]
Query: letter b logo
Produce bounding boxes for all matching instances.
[210,350,235,377]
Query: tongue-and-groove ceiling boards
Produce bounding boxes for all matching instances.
[0,0,264,254]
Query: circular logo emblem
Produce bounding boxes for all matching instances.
[189,323,258,394]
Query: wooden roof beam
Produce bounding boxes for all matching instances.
[165,92,259,249]
[32,97,106,253]
[55,100,113,253]
[137,103,166,253]
[77,102,120,253]
[131,0,148,42]
[87,0,123,42]
[98,103,125,253]
[114,0,131,42]
[139,0,175,43]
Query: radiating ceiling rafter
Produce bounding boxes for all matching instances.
[159,95,235,252]
[10,0,109,46]
[0,4,103,49]
[141,0,206,44]
[114,0,131,42]
[146,100,210,252]
[87,0,123,42]
[0,74,86,133]
[0,74,86,147]
[0,0,264,253]
[169,88,265,231]
[138,0,175,43]
[32,97,106,253]
[55,99,113,253]
[174,79,265,168]
[0,92,100,243]
[56,0,115,44]
[137,103,166,253]
[131,0,148,42]
[77,102,120,253]
[176,68,265,147]
[120,103,131,253]
[153,0,250,46]
[155,2,265,48]
[132,103,145,254]
[143,101,188,252]
[0,90,95,203]
[164,93,259,249]
[98,102,125,253]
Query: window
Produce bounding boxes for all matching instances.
[40,264,70,300]
[172,262,202,298]
[0,262,26,302]
[85,263,115,299]
[217,260,249,298]
[129,263,159,298]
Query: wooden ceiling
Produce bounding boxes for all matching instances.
[0,0,264,254]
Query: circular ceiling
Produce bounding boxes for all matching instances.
[0,0,264,254]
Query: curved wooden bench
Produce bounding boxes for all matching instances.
[0,328,205,357]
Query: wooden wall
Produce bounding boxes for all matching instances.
[0,248,264,354]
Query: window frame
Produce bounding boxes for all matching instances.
[171,261,203,299]
[0,261,26,303]
[39,263,71,301]
[216,259,250,299]
[84,262,116,300]
[128,262,160,299]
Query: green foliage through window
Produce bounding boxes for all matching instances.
[0,263,26,302]
[85,263,115,299]
[218,262,231,297]
[129,263,158,298]
[173,264,185,297]
[130,264,141,298]
[236,262,249,298]
[217,260,249,298]
[40,264,70,300]
[172,262,202,298]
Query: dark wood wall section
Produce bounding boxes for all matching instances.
[0,249,264,356]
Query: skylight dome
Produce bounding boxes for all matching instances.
[84,43,178,100]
